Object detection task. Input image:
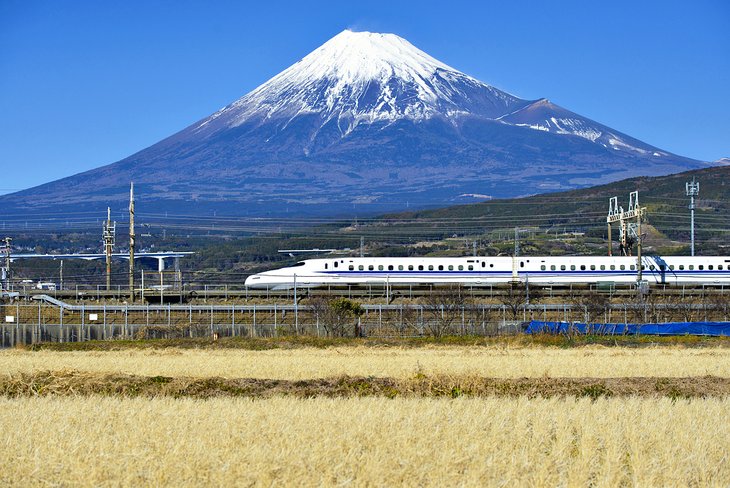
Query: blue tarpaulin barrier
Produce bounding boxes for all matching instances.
[525,320,730,336]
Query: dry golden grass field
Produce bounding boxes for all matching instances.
[2,345,730,379]
[1,396,728,487]
[2,343,729,486]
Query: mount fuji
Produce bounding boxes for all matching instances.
[3,30,707,218]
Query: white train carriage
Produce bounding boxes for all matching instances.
[244,255,730,289]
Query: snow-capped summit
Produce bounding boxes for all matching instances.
[197,30,527,135]
[0,30,707,218]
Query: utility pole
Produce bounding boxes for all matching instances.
[514,227,519,257]
[59,260,63,290]
[103,207,116,291]
[360,236,364,258]
[129,182,135,301]
[686,178,699,256]
[473,240,477,257]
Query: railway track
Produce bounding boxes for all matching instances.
[7,282,729,304]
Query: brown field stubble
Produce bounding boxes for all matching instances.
[1,396,728,487]
[2,346,730,379]
[2,370,729,399]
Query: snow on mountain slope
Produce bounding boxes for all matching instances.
[195,30,530,136]
[498,98,668,156]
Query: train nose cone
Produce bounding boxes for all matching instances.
[244,274,263,288]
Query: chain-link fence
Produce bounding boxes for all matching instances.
[1,297,729,347]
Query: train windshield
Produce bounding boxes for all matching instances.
[291,262,306,267]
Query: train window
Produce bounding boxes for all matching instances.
[561,265,566,271]
[438,265,443,271]
[520,261,525,268]
[650,265,655,271]
[418,265,424,271]
[458,265,464,271]
[541,265,546,271]
[600,265,606,270]
[570,265,576,271]
[708,265,713,270]
[378,265,384,271]
[348,265,354,271]
[659,265,665,271]
[468,265,474,271]
[388,265,394,271]
[482,262,485,268]
[689,265,694,270]
[699,265,704,270]
[669,265,674,270]
[324,263,328,269]
[334,262,338,268]
[620,265,625,270]
[630,265,635,270]
[719,265,724,270]
[408,265,414,271]
[641,265,646,270]
[490,264,494,268]
[580,265,586,271]
[448,265,454,271]
[551,265,556,271]
[368,265,374,271]
[679,265,684,270]
[590,265,595,270]
[610,265,615,270]
[428,265,434,271]
[398,265,404,271]
[358,265,364,271]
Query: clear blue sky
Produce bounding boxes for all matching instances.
[1,0,728,195]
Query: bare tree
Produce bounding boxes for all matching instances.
[498,282,541,321]
[626,292,668,325]
[398,305,422,336]
[701,292,728,322]
[568,291,610,324]
[308,296,329,335]
[670,293,701,322]
[422,285,470,337]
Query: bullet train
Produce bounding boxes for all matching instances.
[244,255,730,289]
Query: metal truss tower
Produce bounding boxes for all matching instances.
[607,191,645,281]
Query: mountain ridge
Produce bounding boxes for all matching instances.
[0,30,708,218]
